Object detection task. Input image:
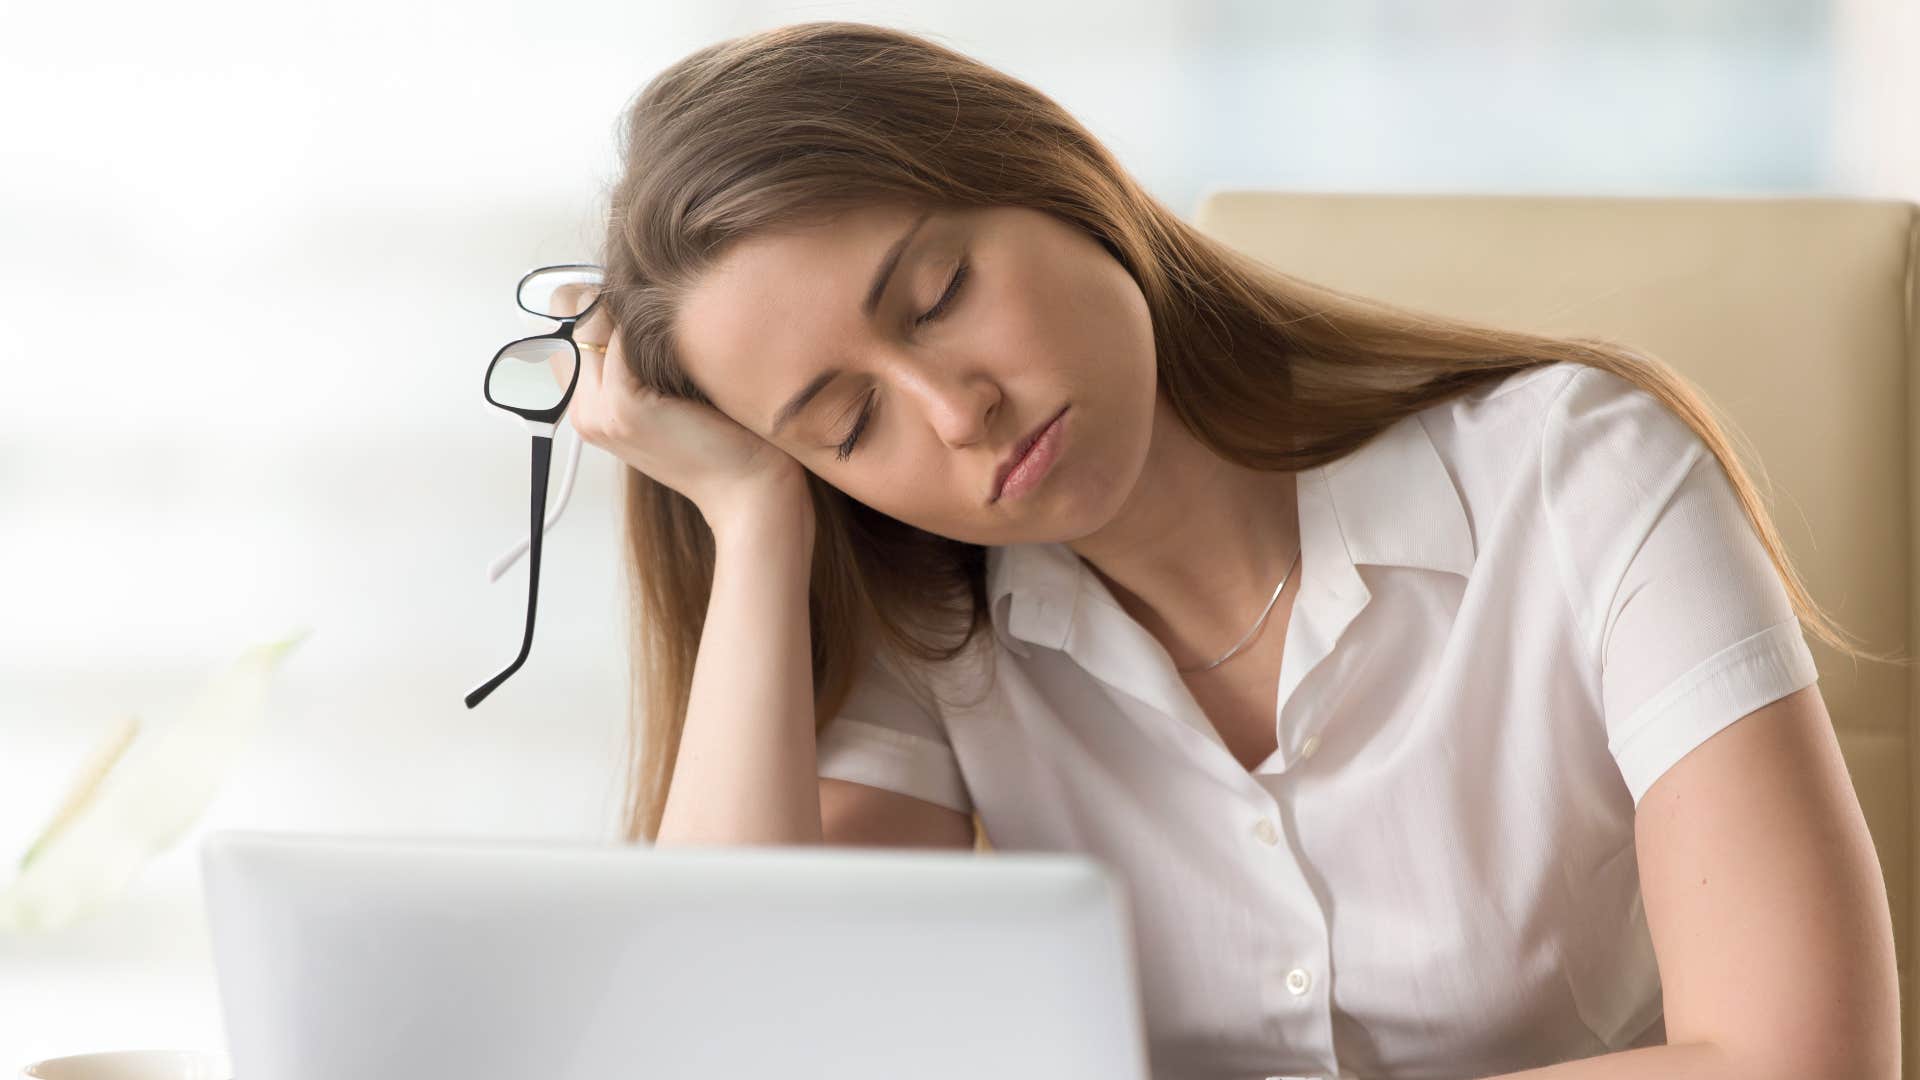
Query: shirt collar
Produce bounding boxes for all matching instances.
[1317,409,1476,580]
[986,410,1475,658]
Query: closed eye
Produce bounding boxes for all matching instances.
[913,257,969,327]
[834,392,875,461]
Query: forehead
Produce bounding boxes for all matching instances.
[674,203,930,400]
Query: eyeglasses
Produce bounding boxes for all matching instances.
[465,263,604,709]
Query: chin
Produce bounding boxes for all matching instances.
[1053,436,1150,541]
[1002,472,1134,548]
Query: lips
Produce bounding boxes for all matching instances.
[993,405,1068,502]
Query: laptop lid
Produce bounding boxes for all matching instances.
[199,830,1151,1080]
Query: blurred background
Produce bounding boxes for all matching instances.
[2,0,1915,1067]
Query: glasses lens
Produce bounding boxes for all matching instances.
[489,338,577,411]
[518,266,604,319]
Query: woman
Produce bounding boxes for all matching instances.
[566,21,1900,1080]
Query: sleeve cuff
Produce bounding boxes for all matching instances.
[816,718,974,815]
[1609,617,1820,808]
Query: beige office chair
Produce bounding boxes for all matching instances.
[972,190,1920,1067]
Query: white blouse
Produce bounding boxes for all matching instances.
[814,360,1821,1080]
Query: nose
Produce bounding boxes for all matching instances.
[903,365,1000,448]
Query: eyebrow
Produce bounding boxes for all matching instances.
[769,207,936,436]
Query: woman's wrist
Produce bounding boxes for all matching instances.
[707,476,816,556]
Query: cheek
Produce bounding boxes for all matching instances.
[968,253,1060,344]
[1089,262,1155,361]
[847,444,976,521]
[1008,255,1144,364]
[864,438,948,499]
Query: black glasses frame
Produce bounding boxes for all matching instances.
[465,263,606,709]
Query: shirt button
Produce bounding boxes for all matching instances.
[1252,817,1279,845]
[1299,734,1321,761]
[1285,967,1312,995]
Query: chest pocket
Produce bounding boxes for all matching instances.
[1557,839,1665,1049]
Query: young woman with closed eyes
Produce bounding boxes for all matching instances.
[559,21,1900,1080]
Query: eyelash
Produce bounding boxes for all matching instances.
[834,257,970,461]
[913,257,969,327]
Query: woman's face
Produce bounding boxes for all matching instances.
[673,202,1157,547]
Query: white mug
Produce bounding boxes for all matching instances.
[20,1050,230,1080]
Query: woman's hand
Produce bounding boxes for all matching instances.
[568,315,813,536]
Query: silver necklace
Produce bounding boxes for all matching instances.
[1174,547,1301,674]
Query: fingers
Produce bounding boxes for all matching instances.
[574,309,611,386]
[576,336,604,387]
[544,341,575,392]
[595,328,641,397]
[569,329,614,446]
[552,282,595,319]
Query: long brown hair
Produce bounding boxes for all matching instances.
[597,20,1901,844]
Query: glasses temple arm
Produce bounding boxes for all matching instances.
[487,414,582,584]
[466,433,553,709]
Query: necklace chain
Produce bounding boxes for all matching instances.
[1174,547,1301,674]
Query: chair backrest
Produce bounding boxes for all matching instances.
[1189,189,1920,1068]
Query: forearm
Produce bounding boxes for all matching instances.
[655,489,822,847]
[1473,1041,1790,1080]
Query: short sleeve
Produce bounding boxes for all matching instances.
[816,649,974,815]
[1541,366,1820,808]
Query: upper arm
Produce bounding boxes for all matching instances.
[819,777,976,849]
[1634,684,1899,1077]
[1540,365,1820,805]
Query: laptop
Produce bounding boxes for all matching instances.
[199,830,1152,1080]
